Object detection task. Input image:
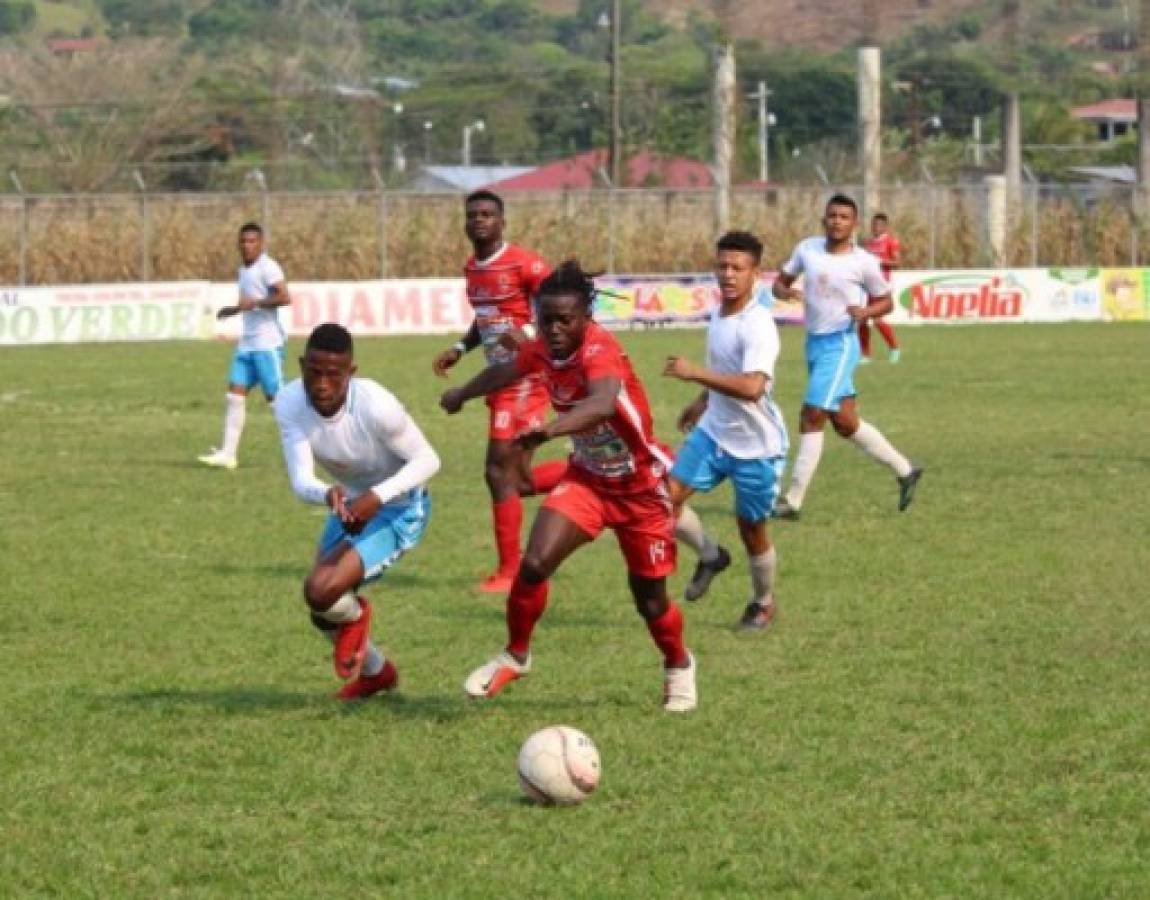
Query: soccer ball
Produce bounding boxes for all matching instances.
[517,726,601,805]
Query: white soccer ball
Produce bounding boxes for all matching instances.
[517,725,601,805]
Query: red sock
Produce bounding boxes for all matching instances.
[876,319,898,349]
[858,320,872,356]
[646,602,688,668]
[529,460,566,495]
[492,496,523,576]
[507,575,549,657]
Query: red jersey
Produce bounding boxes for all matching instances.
[514,322,672,495]
[864,233,900,283]
[465,242,550,365]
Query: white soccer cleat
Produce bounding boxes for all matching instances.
[662,651,698,713]
[197,449,237,470]
[463,650,531,699]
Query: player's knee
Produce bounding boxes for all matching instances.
[303,571,344,610]
[484,460,514,492]
[518,551,554,584]
[831,416,857,438]
[633,594,667,621]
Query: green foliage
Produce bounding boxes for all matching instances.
[0,0,35,35]
[95,0,183,37]
[188,0,279,45]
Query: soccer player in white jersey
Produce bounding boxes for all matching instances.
[274,323,441,700]
[772,194,922,519]
[199,222,291,470]
[664,231,788,630]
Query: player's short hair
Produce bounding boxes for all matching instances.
[465,190,504,213]
[306,323,353,356]
[716,230,763,264]
[537,259,597,312]
[872,212,889,223]
[826,193,859,215]
[239,221,263,237]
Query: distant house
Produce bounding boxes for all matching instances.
[45,37,101,59]
[412,165,535,193]
[1071,99,1137,142]
[485,149,714,191]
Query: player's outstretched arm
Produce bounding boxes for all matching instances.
[276,414,332,506]
[772,271,802,301]
[440,361,521,413]
[535,376,621,442]
[665,356,767,403]
[434,322,482,376]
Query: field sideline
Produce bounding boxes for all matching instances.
[2,323,1148,897]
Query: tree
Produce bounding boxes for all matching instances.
[0,1,35,36]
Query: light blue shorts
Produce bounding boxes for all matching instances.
[318,489,431,584]
[229,347,286,398]
[671,428,785,524]
[804,328,860,412]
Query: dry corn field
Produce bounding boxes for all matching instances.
[0,185,1144,285]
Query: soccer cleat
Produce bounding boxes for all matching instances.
[738,599,778,632]
[683,546,732,602]
[662,652,697,713]
[332,597,372,681]
[336,660,399,701]
[197,449,237,470]
[897,466,924,512]
[773,498,801,521]
[464,650,531,699]
[888,348,902,364]
[476,572,515,594]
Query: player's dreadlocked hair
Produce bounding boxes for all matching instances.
[307,322,354,355]
[537,259,598,313]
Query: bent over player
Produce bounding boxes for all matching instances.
[440,261,698,712]
[275,324,440,700]
[433,191,566,593]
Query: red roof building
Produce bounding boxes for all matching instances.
[485,149,713,191]
[1071,99,1137,141]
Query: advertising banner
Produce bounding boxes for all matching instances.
[0,282,212,345]
[892,268,1105,324]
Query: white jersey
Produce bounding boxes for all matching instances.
[274,377,440,507]
[781,237,890,335]
[237,253,287,351]
[697,300,788,459]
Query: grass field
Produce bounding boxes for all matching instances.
[2,323,1149,897]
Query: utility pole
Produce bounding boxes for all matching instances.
[749,80,772,183]
[713,42,736,234]
[1138,0,1150,216]
[1002,0,1022,193]
[859,0,881,219]
[609,0,622,189]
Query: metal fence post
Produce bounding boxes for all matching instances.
[10,171,27,286]
[133,170,150,282]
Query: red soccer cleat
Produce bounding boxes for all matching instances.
[476,572,515,594]
[333,597,372,681]
[336,660,398,701]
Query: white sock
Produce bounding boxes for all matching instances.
[849,421,912,477]
[785,432,824,508]
[674,505,719,563]
[749,547,777,605]
[317,592,362,625]
[220,393,246,457]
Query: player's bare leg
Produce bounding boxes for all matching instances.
[465,507,590,698]
[304,542,390,688]
[629,573,696,712]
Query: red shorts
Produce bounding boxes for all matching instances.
[542,474,676,579]
[486,378,549,442]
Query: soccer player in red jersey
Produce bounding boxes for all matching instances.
[440,260,698,712]
[434,191,566,594]
[861,212,902,363]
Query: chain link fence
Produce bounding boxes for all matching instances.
[0,182,1143,285]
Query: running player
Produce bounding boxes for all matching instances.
[275,323,440,700]
[440,261,698,712]
[199,222,291,470]
[664,231,787,630]
[433,191,566,593]
[860,212,902,363]
[772,194,922,519]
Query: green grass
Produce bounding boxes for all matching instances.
[2,324,1149,897]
